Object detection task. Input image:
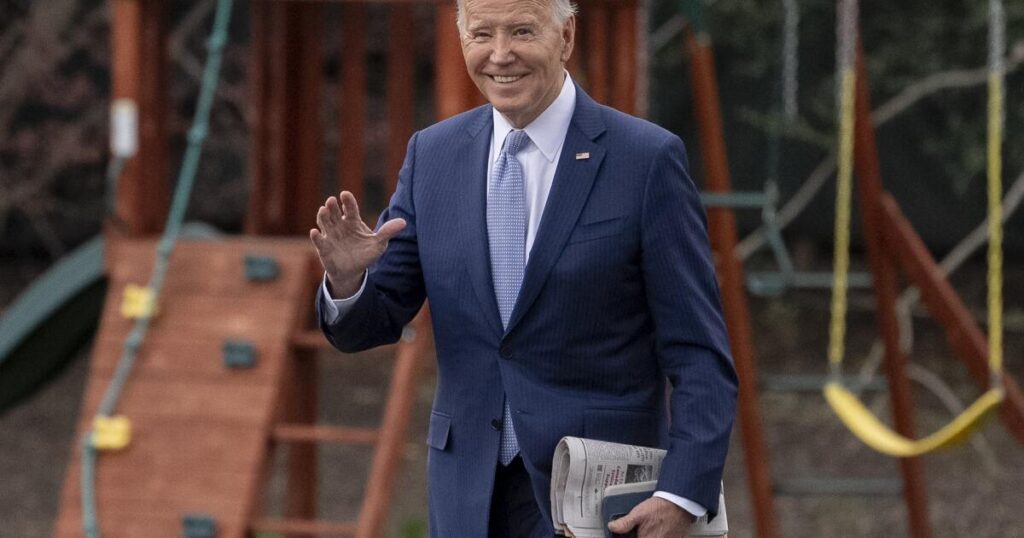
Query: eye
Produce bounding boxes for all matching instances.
[467,28,492,41]
[513,26,535,37]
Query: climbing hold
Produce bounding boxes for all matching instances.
[244,254,280,282]
[120,284,157,319]
[91,415,132,451]
[223,340,257,369]
[182,514,217,538]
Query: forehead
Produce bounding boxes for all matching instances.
[463,0,553,25]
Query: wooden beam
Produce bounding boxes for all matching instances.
[250,518,358,536]
[253,0,291,233]
[273,425,380,445]
[246,0,272,234]
[585,4,610,104]
[355,309,431,538]
[684,30,778,538]
[851,41,931,538]
[284,348,319,538]
[111,0,168,236]
[386,5,416,195]
[248,3,324,235]
[879,194,1024,445]
[338,3,367,201]
[611,3,637,115]
[434,4,479,120]
[287,4,325,234]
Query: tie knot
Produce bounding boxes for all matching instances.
[503,130,530,156]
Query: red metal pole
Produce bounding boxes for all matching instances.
[851,43,931,538]
[339,3,367,202]
[684,30,778,538]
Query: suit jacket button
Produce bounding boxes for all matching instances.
[491,418,502,431]
[499,342,512,359]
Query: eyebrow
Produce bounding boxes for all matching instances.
[467,19,537,32]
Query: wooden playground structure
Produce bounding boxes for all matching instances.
[49,0,1023,536]
[58,0,649,536]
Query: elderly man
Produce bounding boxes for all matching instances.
[310,0,737,536]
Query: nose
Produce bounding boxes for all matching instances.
[490,33,515,65]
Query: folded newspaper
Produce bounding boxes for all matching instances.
[550,436,728,537]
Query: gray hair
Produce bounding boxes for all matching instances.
[456,0,578,33]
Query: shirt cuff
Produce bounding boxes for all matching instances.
[652,491,707,519]
[320,271,367,324]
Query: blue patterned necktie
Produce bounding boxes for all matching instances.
[488,129,530,465]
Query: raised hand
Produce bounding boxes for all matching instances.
[309,191,406,298]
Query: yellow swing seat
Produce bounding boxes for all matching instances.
[824,382,1004,457]
[824,1,1007,458]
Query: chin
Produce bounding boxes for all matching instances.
[490,98,524,116]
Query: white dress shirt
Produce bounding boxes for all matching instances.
[320,73,706,519]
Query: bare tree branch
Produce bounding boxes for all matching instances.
[737,45,1024,259]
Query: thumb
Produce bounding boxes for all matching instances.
[375,218,407,242]
[607,512,637,533]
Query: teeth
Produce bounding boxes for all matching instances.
[493,75,522,83]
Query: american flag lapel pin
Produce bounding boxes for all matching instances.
[575,152,590,160]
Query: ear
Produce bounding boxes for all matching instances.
[560,15,576,63]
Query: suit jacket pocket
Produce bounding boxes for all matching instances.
[583,407,659,447]
[427,410,451,450]
[566,216,627,245]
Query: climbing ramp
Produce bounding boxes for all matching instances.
[53,237,314,537]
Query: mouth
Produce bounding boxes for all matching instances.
[489,74,525,84]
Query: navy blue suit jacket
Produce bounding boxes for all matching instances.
[318,87,737,537]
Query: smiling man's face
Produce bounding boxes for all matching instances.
[460,0,575,128]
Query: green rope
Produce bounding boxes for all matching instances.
[81,0,234,535]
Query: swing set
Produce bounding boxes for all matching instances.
[822,0,1009,459]
[676,0,1024,536]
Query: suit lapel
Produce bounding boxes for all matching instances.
[457,107,505,338]
[505,89,607,335]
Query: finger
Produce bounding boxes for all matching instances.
[340,191,362,223]
[325,196,342,225]
[316,205,332,233]
[607,513,637,533]
[310,228,326,251]
[375,218,407,242]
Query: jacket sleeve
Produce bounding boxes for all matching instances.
[317,132,427,353]
[641,134,738,516]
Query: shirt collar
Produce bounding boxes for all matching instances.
[492,72,577,163]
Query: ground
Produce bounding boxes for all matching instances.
[1,257,1022,537]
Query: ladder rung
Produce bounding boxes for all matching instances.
[746,271,873,296]
[700,191,771,209]
[292,330,332,350]
[760,374,887,394]
[273,425,379,445]
[775,478,902,497]
[250,518,358,536]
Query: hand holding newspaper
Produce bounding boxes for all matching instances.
[550,436,728,538]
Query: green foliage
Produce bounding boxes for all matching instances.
[649,0,1024,249]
